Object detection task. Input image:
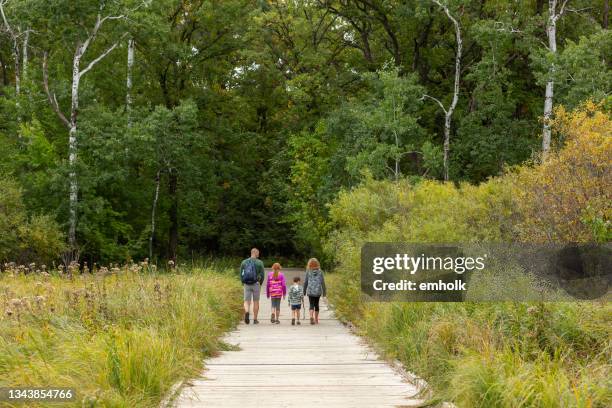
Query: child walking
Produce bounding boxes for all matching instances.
[303,258,326,325]
[288,276,303,325]
[266,263,286,324]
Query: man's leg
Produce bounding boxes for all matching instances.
[243,284,252,324]
[252,282,261,322]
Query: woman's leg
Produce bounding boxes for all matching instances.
[313,296,320,323]
[308,296,315,323]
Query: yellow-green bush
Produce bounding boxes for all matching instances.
[0,178,65,264]
[0,265,241,407]
[512,101,611,243]
[326,103,611,407]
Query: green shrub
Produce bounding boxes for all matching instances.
[0,178,65,264]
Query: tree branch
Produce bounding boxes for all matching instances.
[81,12,126,56]
[421,94,447,115]
[558,0,571,18]
[0,0,16,40]
[494,21,522,33]
[42,52,70,128]
[79,36,124,76]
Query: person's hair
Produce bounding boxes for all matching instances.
[293,276,301,283]
[272,262,281,279]
[250,248,259,257]
[306,258,320,270]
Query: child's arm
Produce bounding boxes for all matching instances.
[265,273,270,298]
[282,275,287,298]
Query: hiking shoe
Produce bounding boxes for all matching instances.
[310,317,315,325]
[271,313,275,323]
[291,318,295,325]
[253,319,259,324]
[244,312,250,324]
[275,319,280,324]
[297,320,301,325]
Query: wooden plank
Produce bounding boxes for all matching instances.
[174,268,423,407]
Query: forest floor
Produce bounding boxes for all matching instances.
[173,268,426,408]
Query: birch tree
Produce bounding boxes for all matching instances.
[126,37,134,125]
[541,0,570,158]
[0,0,25,135]
[20,28,27,83]
[422,0,462,181]
[42,6,127,255]
[0,0,20,96]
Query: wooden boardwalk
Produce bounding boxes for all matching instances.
[174,268,424,408]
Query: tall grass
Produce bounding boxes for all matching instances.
[0,263,242,407]
[328,273,612,407]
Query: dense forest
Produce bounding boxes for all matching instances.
[0,0,610,264]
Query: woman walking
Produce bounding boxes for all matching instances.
[266,263,286,324]
[303,258,326,325]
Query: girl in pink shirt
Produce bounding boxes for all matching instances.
[266,263,286,324]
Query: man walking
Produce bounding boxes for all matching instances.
[240,248,265,324]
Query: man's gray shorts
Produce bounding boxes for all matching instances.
[243,282,261,302]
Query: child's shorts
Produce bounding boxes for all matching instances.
[271,298,281,308]
[290,304,301,310]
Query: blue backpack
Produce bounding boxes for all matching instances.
[241,259,258,284]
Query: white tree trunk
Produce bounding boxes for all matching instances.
[67,48,82,249]
[149,169,161,260]
[443,114,452,180]
[13,38,20,97]
[126,38,134,125]
[0,1,21,136]
[428,0,462,181]
[0,3,19,96]
[392,92,400,181]
[542,0,566,158]
[21,29,28,83]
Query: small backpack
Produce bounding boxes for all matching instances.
[306,270,323,296]
[241,259,258,284]
[268,273,284,297]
